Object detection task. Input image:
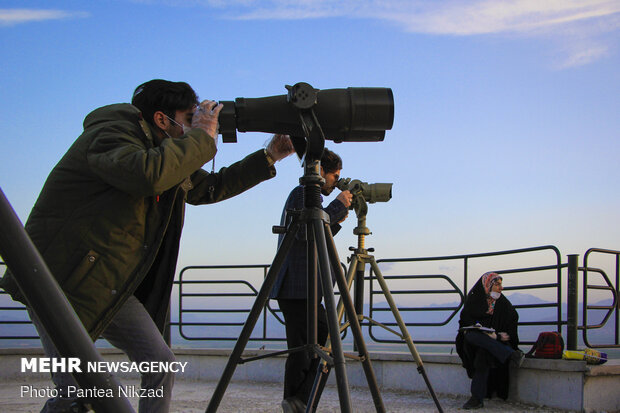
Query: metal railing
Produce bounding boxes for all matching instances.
[0,261,38,340]
[174,264,284,342]
[2,246,619,350]
[582,248,620,348]
[367,245,563,345]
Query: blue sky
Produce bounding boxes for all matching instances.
[1,0,619,279]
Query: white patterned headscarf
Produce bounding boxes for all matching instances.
[481,272,502,314]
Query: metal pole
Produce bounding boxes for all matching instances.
[353,258,365,353]
[337,256,359,323]
[567,254,579,350]
[354,254,365,316]
[0,188,135,413]
[307,222,318,354]
[313,220,354,413]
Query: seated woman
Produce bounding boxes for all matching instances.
[455,272,524,409]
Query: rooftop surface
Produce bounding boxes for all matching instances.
[1,377,569,413]
[3,348,618,412]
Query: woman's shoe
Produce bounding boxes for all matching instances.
[510,349,525,368]
[462,395,484,409]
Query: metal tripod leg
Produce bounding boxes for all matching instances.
[311,220,353,412]
[205,221,299,413]
[368,257,444,413]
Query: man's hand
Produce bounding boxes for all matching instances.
[192,100,222,139]
[336,190,353,208]
[265,134,295,162]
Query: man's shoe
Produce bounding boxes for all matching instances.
[70,402,95,413]
[281,398,296,413]
[291,396,307,412]
[281,396,306,413]
[510,349,525,368]
[462,395,484,409]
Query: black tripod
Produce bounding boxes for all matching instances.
[206,85,386,413]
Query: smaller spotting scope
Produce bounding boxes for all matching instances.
[337,178,393,204]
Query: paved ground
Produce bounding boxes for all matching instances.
[1,377,571,413]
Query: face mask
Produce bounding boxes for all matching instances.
[490,291,501,300]
[165,115,191,135]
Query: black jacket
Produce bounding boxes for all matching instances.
[270,185,348,300]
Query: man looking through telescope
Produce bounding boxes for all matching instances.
[0,78,294,413]
[270,148,352,413]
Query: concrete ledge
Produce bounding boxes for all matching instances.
[2,348,619,412]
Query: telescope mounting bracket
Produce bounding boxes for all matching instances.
[286,83,325,166]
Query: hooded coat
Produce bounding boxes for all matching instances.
[455,275,520,399]
[0,103,275,340]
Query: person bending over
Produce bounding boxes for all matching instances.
[0,79,293,413]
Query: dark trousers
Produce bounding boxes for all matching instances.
[464,330,514,400]
[278,299,329,403]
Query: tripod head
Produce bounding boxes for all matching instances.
[336,178,393,252]
[286,83,326,210]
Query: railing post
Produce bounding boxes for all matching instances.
[567,254,579,350]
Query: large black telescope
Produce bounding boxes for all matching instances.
[218,82,394,143]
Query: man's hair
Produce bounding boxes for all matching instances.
[321,148,342,173]
[131,79,199,125]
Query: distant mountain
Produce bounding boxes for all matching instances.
[1,291,616,350]
[504,292,549,305]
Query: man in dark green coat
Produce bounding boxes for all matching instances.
[0,79,293,412]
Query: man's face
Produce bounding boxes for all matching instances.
[165,107,195,139]
[321,168,341,196]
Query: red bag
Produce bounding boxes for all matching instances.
[526,331,564,359]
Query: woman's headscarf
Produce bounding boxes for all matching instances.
[481,271,502,314]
